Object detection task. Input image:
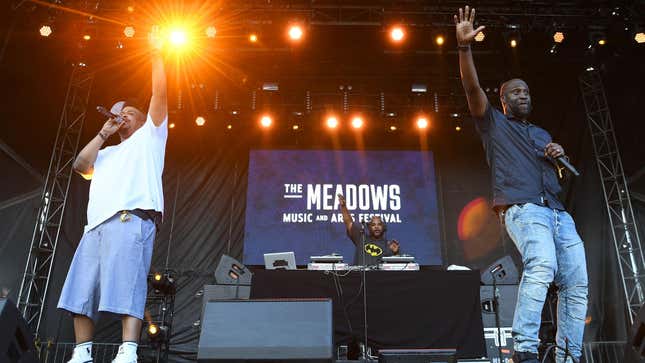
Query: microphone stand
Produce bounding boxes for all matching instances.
[491,270,503,363]
[360,221,369,361]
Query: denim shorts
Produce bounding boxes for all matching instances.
[57,212,156,321]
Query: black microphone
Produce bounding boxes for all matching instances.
[96,106,123,123]
[556,156,580,177]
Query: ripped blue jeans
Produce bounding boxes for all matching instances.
[504,203,588,363]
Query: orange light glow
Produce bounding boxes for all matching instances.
[326,116,339,129]
[288,25,303,41]
[390,26,405,42]
[195,116,205,126]
[260,115,272,128]
[416,116,429,129]
[351,116,364,129]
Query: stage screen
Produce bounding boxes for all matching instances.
[243,150,442,265]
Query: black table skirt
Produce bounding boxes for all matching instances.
[250,269,486,358]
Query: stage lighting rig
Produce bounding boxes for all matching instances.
[149,272,176,295]
[206,26,217,38]
[39,25,53,37]
[123,26,135,38]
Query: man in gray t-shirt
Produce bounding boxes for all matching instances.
[337,194,400,266]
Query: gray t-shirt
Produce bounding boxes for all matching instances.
[348,222,396,266]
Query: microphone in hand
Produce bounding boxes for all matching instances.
[96,106,124,123]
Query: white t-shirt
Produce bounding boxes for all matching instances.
[85,114,168,232]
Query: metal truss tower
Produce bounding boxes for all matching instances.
[17,63,94,336]
[579,69,645,324]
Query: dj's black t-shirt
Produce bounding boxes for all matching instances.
[347,222,396,266]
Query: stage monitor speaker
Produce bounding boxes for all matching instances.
[480,255,520,285]
[377,349,457,363]
[0,299,39,363]
[624,303,645,363]
[197,299,333,362]
[480,285,518,361]
[214,255,252,285]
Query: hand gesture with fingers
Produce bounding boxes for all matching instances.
[337,194,346,207]
[149,25,164,52]
[454,5,485,46]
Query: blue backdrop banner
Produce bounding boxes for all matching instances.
[243,150,442,265]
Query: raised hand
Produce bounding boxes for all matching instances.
[337,194,346,207]
[148,25,164,52]
[454,6,485,46]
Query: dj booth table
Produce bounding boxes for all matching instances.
[250,269,486,358]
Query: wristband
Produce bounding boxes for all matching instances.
[98,132,108,141]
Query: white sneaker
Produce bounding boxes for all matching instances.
[67,345,92,363]
[111,345,138,363]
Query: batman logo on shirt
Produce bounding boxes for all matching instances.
[364,243,383,257]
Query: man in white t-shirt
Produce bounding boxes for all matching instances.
[57,27,168,363]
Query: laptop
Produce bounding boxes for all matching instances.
[263,252,297,270]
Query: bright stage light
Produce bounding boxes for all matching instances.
[83,34,91,41]
[154,273,162,281]
[390,26,405,42]
[288,25,303,41]
[351,116,364,129]
[127,5,134,13]
[389,125,397,131]
[598,39,606,45]
[474,31,485,42]
[169,123,175,129]
[435,35,445,46]
[227,124,232,130]
[260,115,272,128]
[206,26,216,38]
[124,26,135,38]
[635,32,645,43]
[455,126,462,131]
[148,323,159,336]
[510,39,518,48]
[39,25,52,37]
[195,116,206,126]
[292,124,299,130]
[169,29,188,46]
[416,117,429,129]
[326,116,339,129]
[249,33,258,43]
[553,32,564,43]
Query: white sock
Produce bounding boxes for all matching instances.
[74,341,92,359]
[118,342,138,356]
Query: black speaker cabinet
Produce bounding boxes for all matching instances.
[480,255,520,285]
[0,299,39,363]
[197,299,333,362]
[480,285,518,362]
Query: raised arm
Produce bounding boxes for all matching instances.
[454,6,488,118]
[337,194,354,234]
[148,26,167,126]
[73,119,121,177]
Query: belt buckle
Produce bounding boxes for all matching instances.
[119,210,131,222]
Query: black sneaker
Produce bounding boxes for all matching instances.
[512,351,540,363]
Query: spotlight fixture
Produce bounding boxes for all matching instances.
[39,25,53,37]
[390,26,405,42]
[597,39,606,45]
[325,116,339,129]
[389,125,398,131]
[351,116,364,129]
[206,26,216,38]
[146,323,169,345]
[124,26,135,38]
[510,39,518,48]
[435,35,445,46]
[169,30,187,46]
[474,31,485,42]
[288,25,303,41]
[149,272,176,295]
[195,116,206,126]
[635,32,645,44]
[553,31,564,43]
[83,34,91,41]
[227,124,233,130]
[127,5,134,13]
[416,116,429,129]
[260,115,272,128]
[292,124,299,130]
[169,123,175,129]
[249,33,258,43]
